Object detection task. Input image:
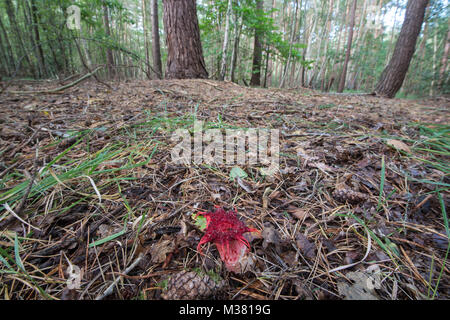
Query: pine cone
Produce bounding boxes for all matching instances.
[161,270,224,300]
[333,188,368,204]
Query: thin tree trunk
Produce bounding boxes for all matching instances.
[328,0,347,91]
[318,0,334,91]
[337,0,357,93]
[308,0,327,88]
[264,0,276,88]
[5,0,36,77]
[406,2,430,94]
[0,26,10,76]
[280,0,299,88]
[103,2,115,78]
[219,0,233,80]
[142,0,151,79]
[0,15,15,74]
[250,0,264,86]
[289,0,304,87]
[374,0,429,98]
[430,33,438,96]
[230,2,243,83]
[79,23,93,71]
[438,19,450,91]
[55,1,70,75]
[385,0,401,65]
[349,0,370,91]
[29,0,46,77]
[301,0,318,87]
[152,0,163,79]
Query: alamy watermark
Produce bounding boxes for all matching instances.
[170,121,279,176]
[66,5,81,31]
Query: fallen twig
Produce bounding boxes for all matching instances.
[95,253,144,300]
[6,66,103,94]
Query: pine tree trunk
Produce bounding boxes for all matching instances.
[264,0,277,87]
[5,0,36,77]
[337,0,357,93]
[0,27,10,76]
[318,0,334,91]
[163,0,208,79]
[301,0,318,87]
[55,1,69,75]
[404,3,430,96]
[374,0,429,98]
[309,0,327,88]
[219,0,233,81]
[250,0,263,86]
[230,1,243,83]
[142,0,151,79]
[280,0,298,88]
[430,33,438,96]
[438,20,450,91]
[30,0,46,77]
[328,0,347,91]
[103,2,115,78]
[152,0,163,79]
[0,15,15,74]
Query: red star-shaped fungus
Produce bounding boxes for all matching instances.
[196,207,258,272]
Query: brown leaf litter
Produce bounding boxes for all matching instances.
[0,79,448,300]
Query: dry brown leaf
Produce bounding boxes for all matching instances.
[337,271,379,300]
[261,225,281,249]
[150,238,175,264]
[295,233,316,259]
[287,206,309,220]
[386,139,411,153]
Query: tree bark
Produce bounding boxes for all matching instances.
[374,0,429,98]
[0,26,10,76]
[30,0,46,76]
[30,0,46,77]
[103,2,115,78]
[0,14,15,74]
[318,0,334,90]
[280,0,299,88]
[328,0,347,91]
[219,0,233,80]
[163,0,208,79]
[438,19,450,91]
[250,0,264,86]
[152,0,163,79]
[142,0,151,79]
[337,0,357,93]
[308,0,326,88]
[5,0,36,77]
[404,3,430,96]
[264,0,277,88]
[301,0,319,87]
[230,1,243,83]
[430,33,438,96]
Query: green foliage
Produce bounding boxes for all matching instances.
[0,0,447,97]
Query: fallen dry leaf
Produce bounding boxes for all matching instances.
[150,238,175,264]
[287,206,309,220]
[337,271,379,300]
[295,233,316,259]
[261,225,282,249]
[386,139,411,153]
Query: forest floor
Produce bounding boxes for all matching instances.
[0,78,449,300]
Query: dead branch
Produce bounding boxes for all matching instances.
[5,67,103,94]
